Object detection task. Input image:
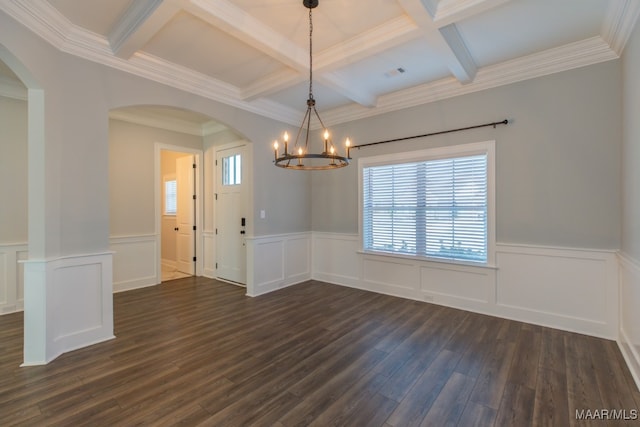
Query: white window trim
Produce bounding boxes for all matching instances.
[358,140,496,267]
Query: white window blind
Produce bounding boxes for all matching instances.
[363,153,488,263]
[165,179,177,215]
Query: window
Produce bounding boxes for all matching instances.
[222,154,241,186]
[164,179,177,215]
[360,141,494,264]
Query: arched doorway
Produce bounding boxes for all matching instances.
[108,105,252,291]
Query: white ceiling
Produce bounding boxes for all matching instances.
[1,0,639,129]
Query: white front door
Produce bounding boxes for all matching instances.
[216,145,247,285]
[176,155,195,275]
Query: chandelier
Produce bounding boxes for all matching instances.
[272,0,351,170]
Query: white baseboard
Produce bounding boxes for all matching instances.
[311,232,619,339]
[618,252,640,391]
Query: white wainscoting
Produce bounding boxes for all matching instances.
[110,235,159,293]
[494,244,618,339]
[203,231,215,278]
[246,232,311,297]
[311,233,619,339]
[22,252,114,365]
[618,252,640,391]
[0,243,28,314]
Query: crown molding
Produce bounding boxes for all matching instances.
[320,36,618,126]
[0,1,303,126]
[0,1,627,130]
[109,109,205,136]
[202,121,229,136]
[0,75,27,100]
[0,0,70,48]
[602,0,640,55]
[241,68,304,101]
[110,108,241,137]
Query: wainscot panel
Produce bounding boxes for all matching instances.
[246,233,311,297]
[0,243,27,315]
[618,253,640,391]
[312,233,360,286]
[110,235,158,292]
[310,233,619,339]
[421,262,495,307]
[495,244,618,338]
[22,252,114,365]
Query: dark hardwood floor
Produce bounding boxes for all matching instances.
[1,277,639,426]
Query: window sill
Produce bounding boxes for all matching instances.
[357,249,497,270]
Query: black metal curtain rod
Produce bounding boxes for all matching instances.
[354,119,509,150]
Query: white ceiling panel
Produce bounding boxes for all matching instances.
[229,0,406,51]
[269,80,355,112]
[456,0,608,67]
[335,37,452,97]
[48,0,133,36]
[143,11,288,87]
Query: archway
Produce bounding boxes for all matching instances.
[108,105,251,292]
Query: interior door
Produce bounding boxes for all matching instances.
[216,145,246,285]
[176,155,195,275]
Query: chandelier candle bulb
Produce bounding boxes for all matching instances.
[284,131,289,154]
[324,130,329,153]
[346,138,351,158]
[273,141,279,161]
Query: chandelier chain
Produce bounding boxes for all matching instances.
[308,7,313,100]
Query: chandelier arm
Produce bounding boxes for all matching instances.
[294,106,312,147]
[305,106,313,150]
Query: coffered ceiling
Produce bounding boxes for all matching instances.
[1,0,639,127]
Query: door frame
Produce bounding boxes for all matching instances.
[214,141,253,286]
[154,143,204,282]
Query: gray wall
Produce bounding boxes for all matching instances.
[312,61,622,250]
[109,119,203,236]
[622,20,640,262]
[0,95,27,243]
